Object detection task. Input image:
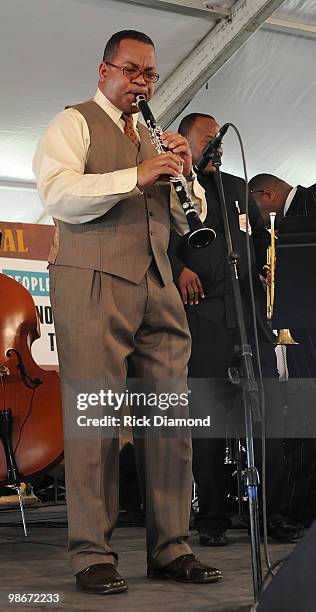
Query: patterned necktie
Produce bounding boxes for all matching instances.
[122,113,140,149]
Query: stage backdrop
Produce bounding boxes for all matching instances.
[0,221,57,368]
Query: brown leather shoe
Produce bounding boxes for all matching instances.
[76,563,128,594]
[147,554,222,583]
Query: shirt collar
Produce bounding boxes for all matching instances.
[94,88,139,129]
[284,186,297,216]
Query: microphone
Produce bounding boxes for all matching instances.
[194,123,230,172]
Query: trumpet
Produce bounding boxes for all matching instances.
[266,211,298,345]
[135,94,216,249]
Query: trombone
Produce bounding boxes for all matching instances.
[266,212,298,345]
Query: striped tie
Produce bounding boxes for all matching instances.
[122,113,140,149]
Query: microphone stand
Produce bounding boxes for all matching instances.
[0,407,28,536]
[211,151,262,601]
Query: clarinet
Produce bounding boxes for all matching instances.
[136,94,216,249]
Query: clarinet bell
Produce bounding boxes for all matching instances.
[187,217,216,249]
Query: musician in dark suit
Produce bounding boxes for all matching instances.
[248,174,316,225]
[169,115,301,546]
[249,174,316,525]
[249,174,316,379]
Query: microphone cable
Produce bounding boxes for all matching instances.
[228,122,292,589]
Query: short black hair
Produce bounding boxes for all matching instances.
[178,113,215,137]
[103,30,155,62]
[248,173,283,192]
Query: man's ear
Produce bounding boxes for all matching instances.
[99,61,108,83]
[263,188,275,201]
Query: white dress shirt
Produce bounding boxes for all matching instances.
[283,186,297,216]
[33,88,205,231]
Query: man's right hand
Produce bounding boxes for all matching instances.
[137,153,182,190]
[177,267,205,305]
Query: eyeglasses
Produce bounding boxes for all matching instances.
[105,62,159,83]
[251,189,265,195]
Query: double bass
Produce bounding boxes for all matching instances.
[0,271,63,490]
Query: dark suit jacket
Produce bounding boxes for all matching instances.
[168,171,271,337]
[285,183,316,378]
[286,184,316,216]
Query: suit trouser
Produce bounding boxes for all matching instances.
[284,328,316,523]
[49,263,192,574]
[186,308,287,532]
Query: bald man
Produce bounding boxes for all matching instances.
[248,174,316,226]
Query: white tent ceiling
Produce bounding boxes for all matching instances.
[172,19,316,186]
[0,0,315,224]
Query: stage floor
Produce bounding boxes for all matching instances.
[0,504,297,612]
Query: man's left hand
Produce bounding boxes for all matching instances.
[161,132,192,178]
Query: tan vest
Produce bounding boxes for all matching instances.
[49,100,173,285]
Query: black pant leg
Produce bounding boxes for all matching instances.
[187,309,234,533]
[192,437,230,532]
